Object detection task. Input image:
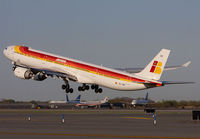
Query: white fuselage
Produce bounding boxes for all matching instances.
[131,99,148,106]
[3,46,160,91]
[49,101,66,104]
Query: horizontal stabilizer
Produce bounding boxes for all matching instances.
[115,61,191,73]
[162,81,195,85]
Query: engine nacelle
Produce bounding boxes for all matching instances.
[14,67,33,79]
[34,72,47,81]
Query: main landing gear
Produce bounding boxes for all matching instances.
[61,80,73,93]
[61,81,103,94]
[78,84,102,93]
[91,84,102,93]
[78,84,89,91]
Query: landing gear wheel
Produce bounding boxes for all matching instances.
[95,89,99,93]
[69,88,73,93]
[78,86,82,91]
[94,85,99,90]
[98,88,102,93]
[65,88,69,93]
[91,84,95,90]
[85,85,89,90]
[78,84,90,92]
[62,85,66,90]
[94,87,102,93]
[82,84,87,91]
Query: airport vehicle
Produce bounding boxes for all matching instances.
[3,45,192,94]
[75,97,109,107]
[49,94,81,104]
[131,93,149,107]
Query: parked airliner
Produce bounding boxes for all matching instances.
[49,94,81,104]
[131,93,149,107]
[3,45,192,93]
[75,97,109,107]
[49,94,81,109]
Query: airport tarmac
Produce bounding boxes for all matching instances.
[0,109,199,139]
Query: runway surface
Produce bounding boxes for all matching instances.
[0,109,199,139]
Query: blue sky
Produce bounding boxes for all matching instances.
[0,0,199,101]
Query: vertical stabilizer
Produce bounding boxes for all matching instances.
[135,49,170,80]
[75,95,81,102]
[102,97,109,103]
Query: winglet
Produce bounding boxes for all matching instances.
[183,61,191,67]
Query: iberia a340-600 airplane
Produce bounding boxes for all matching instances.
[3,45,192,93]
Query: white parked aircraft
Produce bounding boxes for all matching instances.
[49,94,81,104]
[75,97,109,107]
[3,45,192,93]
[49,94,81,109]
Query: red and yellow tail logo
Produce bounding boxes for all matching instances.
[150,61,162,74]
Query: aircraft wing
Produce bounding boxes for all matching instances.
[115,61,191,73]
[30,68,77,81]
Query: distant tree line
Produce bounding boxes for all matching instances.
[0,99,16,104]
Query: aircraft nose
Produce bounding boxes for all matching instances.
[3,48,7,56]
[3,47,10,58]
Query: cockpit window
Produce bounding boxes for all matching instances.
[5,47,7,50]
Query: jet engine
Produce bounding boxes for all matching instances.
[33,72,47,81]
[14,67,33,79]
